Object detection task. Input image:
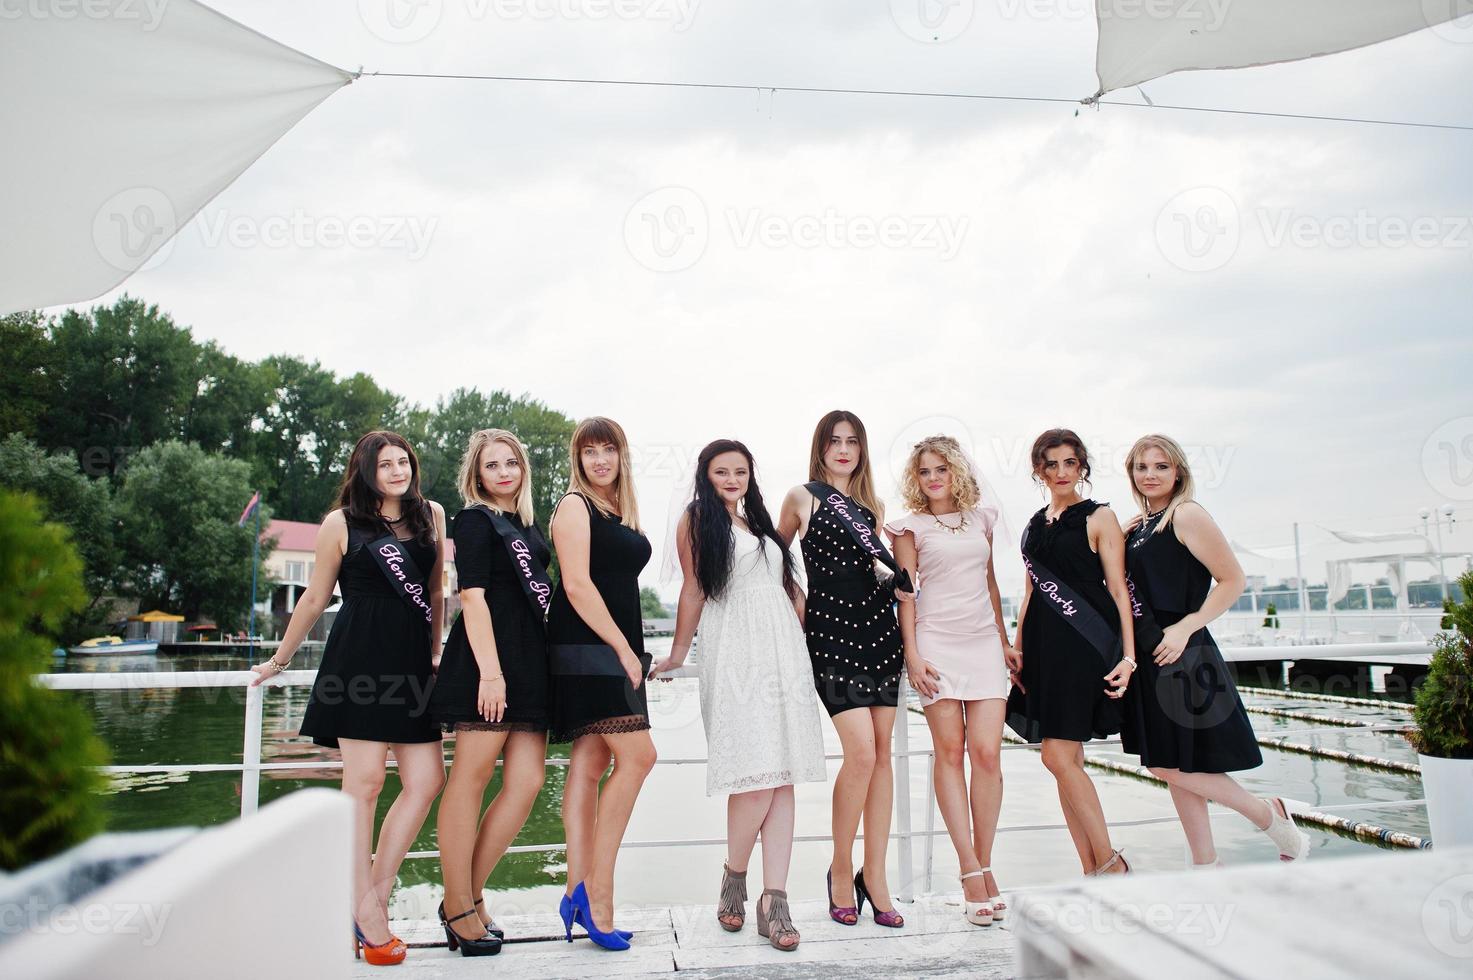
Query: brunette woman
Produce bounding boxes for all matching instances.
[250,431,446,966]
[1122,434,1309,865]
[885,436,1013,925]
[548,417,655,951]
[429,429,555,956]
[1005,429,1136,876]
[650,440,826,951]
[778,410,906,928]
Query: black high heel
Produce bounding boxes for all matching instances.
[473,896,505,940]
[438,902,502,957]
[853,869,904,928]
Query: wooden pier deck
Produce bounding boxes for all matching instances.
[354,895,1015,978]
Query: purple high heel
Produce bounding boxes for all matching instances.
[854,869,904,928]
[826,868,858,925]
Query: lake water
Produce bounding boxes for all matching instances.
[50,639,1425,920]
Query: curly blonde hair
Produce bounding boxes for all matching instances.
[900,435,981,513]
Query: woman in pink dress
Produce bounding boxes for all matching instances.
[885,436,1015,927]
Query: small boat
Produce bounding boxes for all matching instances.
[67,635,161,656]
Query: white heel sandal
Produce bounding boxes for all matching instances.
[1261,797,1310,862]
[959,870,994,926]
[978,866,1005,919]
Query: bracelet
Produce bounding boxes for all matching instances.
[479,673,503,683]
[1121,656,1137,670]
[268,658,289,673]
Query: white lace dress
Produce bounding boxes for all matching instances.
[696,526,827,796]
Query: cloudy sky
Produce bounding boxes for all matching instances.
[59,0,1473,593]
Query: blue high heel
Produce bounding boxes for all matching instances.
[569,881,630,950]
[560,892,633,942]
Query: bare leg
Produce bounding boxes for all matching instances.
[827,708,878,909]
[719,788,774,929]
[923,700,986,903]
[965,700,1006,900]
[438,729,507,939]
[583,729,657,932]
[860,706,898,912]
[562,736,611,898]
[339,739,390,942]
[1164,782,1216,864]
[1041,739,1116,872]
[1149,768,1273,829]
[369,741,446,931]
[759,785,796,893]
[469,731,547,924]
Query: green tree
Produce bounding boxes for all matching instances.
[1410,570,1473,760]
[640,586,669,619]
[115,441,274,626]
[0,310,56,439]
[0,491,110,870]
[0,435,118,628]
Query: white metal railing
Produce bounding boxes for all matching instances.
[36,657,1433,901]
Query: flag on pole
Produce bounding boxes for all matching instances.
[237,490,261,527]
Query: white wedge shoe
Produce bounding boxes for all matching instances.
[1261,797,1310,861]
[978,866,1005,919]
[959,870,994,926]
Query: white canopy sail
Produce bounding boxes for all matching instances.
[0,0,352,315]
[1095,0,1473,95]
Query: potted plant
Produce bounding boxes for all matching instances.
[1407,569,1473,848]
[1262,602,1279,630]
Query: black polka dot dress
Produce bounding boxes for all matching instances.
[800,493,902,716]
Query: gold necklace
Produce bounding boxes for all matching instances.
[929,508,969,535]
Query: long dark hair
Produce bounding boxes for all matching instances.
[686,439,797,601]
[333,430,435,543]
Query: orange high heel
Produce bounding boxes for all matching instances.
[354,921,407,966]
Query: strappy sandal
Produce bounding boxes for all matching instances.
[979,866,1006,919]
[1089,848,1130,876]
[717,862,747,931]
[756,889,800,951]
[959,870,994,926]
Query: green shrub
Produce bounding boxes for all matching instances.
[1262,602,1279,629]
[1408,570,1473,760]
[0,491,111,870]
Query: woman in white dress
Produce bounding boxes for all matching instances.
[650,439,826,952]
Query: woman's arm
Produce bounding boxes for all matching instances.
[777,485,811,548]
[249,511,347,685]
[1151,502,1247,665]
[651,514,703,680]
[551,495,644,687]
[429,501,447,668]
[890,528,940,698]
[1092,507,1137,698]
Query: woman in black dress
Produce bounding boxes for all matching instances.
[430,429,553,956]
[1122,434,1309,865]
[1005,430,1136,876]
[779,410,905,928]
[250,431,446,966]
[548,417,655,951]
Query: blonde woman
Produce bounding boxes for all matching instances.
[883,436,1013,926]
[778,410,905,928]
[1122,434,1310,865]
[548,417,655,951]
[429,429,553,956]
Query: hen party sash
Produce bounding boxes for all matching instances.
[1020,521,1118,667]
[807,482,914,594]
[469,505,553,622]
[368,532,434,626]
